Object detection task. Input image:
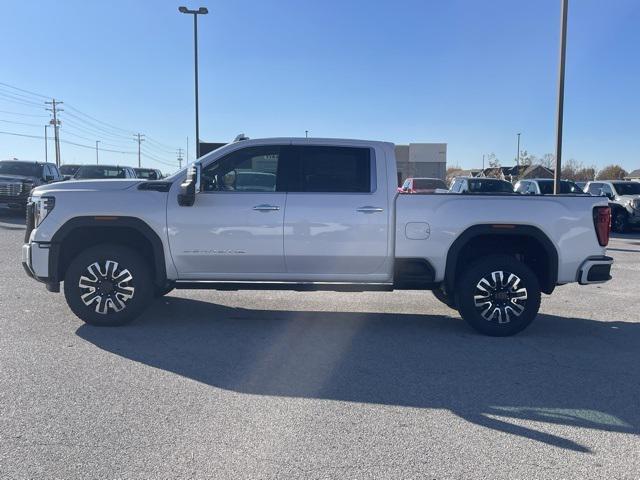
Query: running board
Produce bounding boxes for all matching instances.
[174,281,395,292]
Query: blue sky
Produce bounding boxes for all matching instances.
[1,0,638,172]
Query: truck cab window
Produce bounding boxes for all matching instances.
[201,145,281,192]
[290,146,371,193]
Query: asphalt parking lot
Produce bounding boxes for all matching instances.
[1,211,639,479]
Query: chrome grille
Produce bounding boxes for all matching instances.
[0,182,22,196]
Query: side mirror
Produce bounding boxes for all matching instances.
[178,163,201,207]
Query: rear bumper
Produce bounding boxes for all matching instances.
[577,256,613,285]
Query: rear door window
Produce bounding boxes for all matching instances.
[288,146,372,193]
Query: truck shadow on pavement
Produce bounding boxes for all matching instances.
[77,296,640,453]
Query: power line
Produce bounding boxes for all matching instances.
[0,109,48,118]
[0,129,137,154]
[0,81,50,100]
[0,91,45,108]
[0,118,43,128]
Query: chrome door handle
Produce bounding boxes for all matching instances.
[356,206,384,213]
[253,204,280,211]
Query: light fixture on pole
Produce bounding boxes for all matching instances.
[179,5,209,159]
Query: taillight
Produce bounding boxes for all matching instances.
[593,206,611,247]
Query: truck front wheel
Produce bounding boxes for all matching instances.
[455,255,541,336]
[63,244,153,326]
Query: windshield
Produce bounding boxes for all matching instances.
[612,182,640,195]
[468,179,514,193]
[413,179,447,190]
[134,169,159,180]
[0,161,42,177]
[537,180,583,194]
[75,166,128,179]
[59,165,80,175]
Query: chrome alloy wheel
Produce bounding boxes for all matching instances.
[473,270,528,324]
[78,260,135,314]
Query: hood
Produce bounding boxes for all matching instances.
[32,179,143,195]
[0,174,39,183]
[618,194,640,201]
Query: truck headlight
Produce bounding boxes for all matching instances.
[632,198,640,210]
[33,196,55,227]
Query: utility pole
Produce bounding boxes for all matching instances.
[482,154,485,171]
[305,130,308,138]
[45,99,63,167]
[554,0,569,194]
[186,137,189,165]
[96,140,101,165]
[134,133,145,167]
[44,125,48,163]
[516,133,521,168]
[177,148,184,169]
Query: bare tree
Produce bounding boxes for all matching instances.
[540,153,555,169]
[487,153,500,168]
[596,164,628,180]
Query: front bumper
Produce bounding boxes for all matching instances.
[577,256,613,285]
[22,242,57,288]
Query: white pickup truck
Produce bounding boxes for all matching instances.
[22,137,614,336]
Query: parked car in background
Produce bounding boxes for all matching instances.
[585,180,640,232]
[575,181,587,191]
[0,160,62,211]
[449,176,514,194]
[514,179,584,195]
[134,168,164,180]
[399,177,447,194]
[74,165,137,180]
[59,164,83,180]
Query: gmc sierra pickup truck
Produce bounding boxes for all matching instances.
[22,137,613,336]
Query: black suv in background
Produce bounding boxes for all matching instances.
[59,164,83,180]
[0,160,62,211]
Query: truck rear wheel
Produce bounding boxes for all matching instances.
[455,255,541,336]
[612,210,629,233]
[63,244,153,326]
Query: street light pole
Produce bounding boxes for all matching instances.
[96,140,101,165]
[554,0,569,194]
[516,133,521,168]
[179,6,209,159]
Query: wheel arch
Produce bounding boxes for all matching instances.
[444,224,559,295]
[49,216,167,287]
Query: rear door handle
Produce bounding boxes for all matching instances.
[253,204,280,212]
[356,206,384,213]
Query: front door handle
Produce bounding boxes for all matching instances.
[356,206,384,213]
[253,204,280,212]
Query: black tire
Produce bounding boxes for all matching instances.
[64,244,153,326]
[455,254,541,337]
[154,283,175,298]
[432,286,456,309]
[612,210,629,233]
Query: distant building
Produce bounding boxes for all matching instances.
[624,169,640,181]
[395,143,447,185]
